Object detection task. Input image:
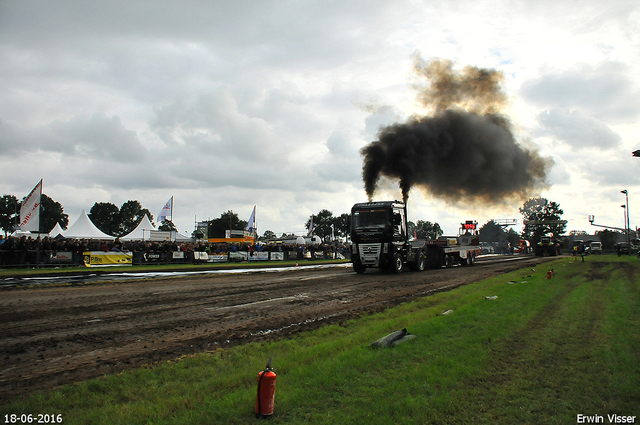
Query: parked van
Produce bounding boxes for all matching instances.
[589,241,602,254]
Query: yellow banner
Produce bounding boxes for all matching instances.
[83,251,133,267]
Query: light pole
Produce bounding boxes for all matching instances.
[621,190,630,249]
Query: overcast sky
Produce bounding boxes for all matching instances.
[1,0,639,237]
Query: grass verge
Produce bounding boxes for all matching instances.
[1,255,638,424]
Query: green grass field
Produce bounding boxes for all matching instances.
[1,255,638,424]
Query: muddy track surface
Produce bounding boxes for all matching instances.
[0,255,555,402]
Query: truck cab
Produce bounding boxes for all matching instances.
[350,201,409,273]
[349,200,481,273]
[351,201,406,244]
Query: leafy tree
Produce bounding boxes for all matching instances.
[305,209,334,241]
[89,200,153,237]
[261,230,276,240]
[89,202,121,236]
[506,228,521,247]
[158,219,177,232]
[0,194,19,236]
[333,213,350,240]
[479,220,505,243]
[207,211,248,238]
[302,210,352,242]
[119,200,152,235]
[520,197,566,244]
[39,194,69,233]
[597,229,619,250]
[1,193,69,235]
[407,221,416,239]
[415,220,443,240]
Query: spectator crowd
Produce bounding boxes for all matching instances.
[0,234,351,268]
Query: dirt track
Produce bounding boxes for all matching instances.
[0,256,555,402]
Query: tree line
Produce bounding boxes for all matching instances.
[5,192,615,247]
[0,194,176,237]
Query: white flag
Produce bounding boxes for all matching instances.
[20,179,43,232]
[331,223,335,240]
[307,216,314,236]
[157,196,173,222]
[245,205,256,233]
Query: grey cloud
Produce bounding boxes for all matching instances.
[152,88,281,161]
[535,108,621,150]
[1,1,397,70]
[1,113,147,163]
[326,128,361,158]
[48,113,147,162]
[520,62,640,122]
[588,159,640,186]
[317,157,361,184]
[0,118,30,155]
[547,160,572,185]
[363,105,404,141]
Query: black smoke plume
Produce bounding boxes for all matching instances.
[361,57,550,203]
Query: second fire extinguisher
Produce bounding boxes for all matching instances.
[255,358,277,419]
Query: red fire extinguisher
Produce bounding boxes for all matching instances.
[255,358,276,418]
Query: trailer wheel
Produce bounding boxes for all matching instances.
[534,245,544,257]
[392,253,404,273]
[411,252,425,271]
[445,255,453,268]
[353,261,366,274]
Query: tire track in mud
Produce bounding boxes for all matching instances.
[0,256,553,401]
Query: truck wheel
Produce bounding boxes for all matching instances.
[353,261,366,274]
[392,253,403,273]
[445,255,453,268]
[412,252,425,271]
[534,245,544,257]
[467,253,475,266]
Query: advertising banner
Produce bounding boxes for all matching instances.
[142,252,163,263]
[50,251,73,263]
[208,254,228,263]
[270,252,284,261]
[229,252,248,262]
[248,252,269,261]
[193,252,210,262]
[83,251,133,267]
[149,231,173,241]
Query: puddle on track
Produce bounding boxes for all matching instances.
[0,263,352,288]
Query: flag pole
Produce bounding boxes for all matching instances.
[36,179,43,269]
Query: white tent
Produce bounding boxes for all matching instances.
[48,222,66,238]
[63,210,114,240]
[120,215,156,241]
[174,231,192,242]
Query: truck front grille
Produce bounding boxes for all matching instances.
[359,243,381,266]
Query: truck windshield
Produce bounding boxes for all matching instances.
[352,209,388,229]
